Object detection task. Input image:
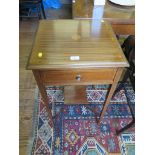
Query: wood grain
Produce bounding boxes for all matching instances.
[40,68,117,85]
[111,24,135,35]
[27,20,129,70]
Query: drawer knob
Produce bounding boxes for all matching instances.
[76,75,81,81]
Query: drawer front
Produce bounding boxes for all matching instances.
[40,68,117,85]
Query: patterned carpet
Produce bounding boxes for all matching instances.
[29,83,135,155]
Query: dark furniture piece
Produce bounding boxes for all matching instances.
[115,35,135,135]
[19,0,46,19]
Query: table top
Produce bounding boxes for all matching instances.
[72,0,135,24]
[27,20,129,70]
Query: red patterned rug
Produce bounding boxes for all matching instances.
[28,83,135,155]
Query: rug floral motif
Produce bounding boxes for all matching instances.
[29,83,135,155]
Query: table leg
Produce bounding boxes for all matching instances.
[98,68,123,125]
[41,0,46,19]
[33,70,53,127]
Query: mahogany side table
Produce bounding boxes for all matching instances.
[27,20,129,127]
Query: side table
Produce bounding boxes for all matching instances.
[27,20,129,126]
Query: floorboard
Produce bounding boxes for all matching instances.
[19,21,38,155]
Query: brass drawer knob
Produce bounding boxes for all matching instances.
[76,75,81,81]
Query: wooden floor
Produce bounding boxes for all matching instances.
[19,20,38,155]
[19,20,121,155]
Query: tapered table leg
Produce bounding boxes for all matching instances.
[33,70,53,127]
[98,68,123,125]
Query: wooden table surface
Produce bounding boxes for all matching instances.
[27,20,129,70]
[72,0,135,35]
